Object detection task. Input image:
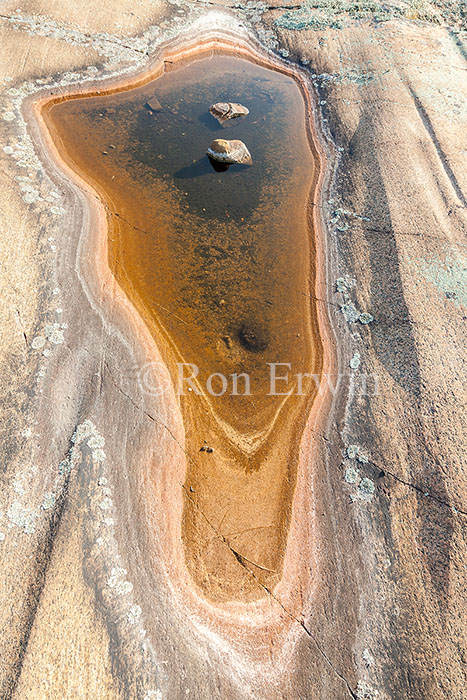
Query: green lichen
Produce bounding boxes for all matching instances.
[58,458,72,475]
[405,0,466,30]
[274,0,403,32]
[274,0,466,31]
[41,492,56,510]
[275,7,342,31]
[405,0,437,21]
[340,68,376,86]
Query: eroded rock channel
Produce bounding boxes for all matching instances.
[43,51,322,603]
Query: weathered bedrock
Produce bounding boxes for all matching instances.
[0,2,465,700]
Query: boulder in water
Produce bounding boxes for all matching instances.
[206,139,252,166]
[209,102,249,124]
[144,96,163,113]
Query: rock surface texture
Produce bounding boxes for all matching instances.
[206,137,253,164]
[209,101,249,124]
[0,1,466,700]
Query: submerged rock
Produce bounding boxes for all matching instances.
[209,102,249,124]
[237,322,268,352]
[206,139,252,166]
[144,96,163,113]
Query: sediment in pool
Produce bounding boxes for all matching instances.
[41,51,323,603]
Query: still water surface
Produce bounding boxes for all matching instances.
[45,54,322,601]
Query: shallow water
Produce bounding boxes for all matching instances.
[46,53,322,602]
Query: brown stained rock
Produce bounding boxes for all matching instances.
[209,101,249,124]
[206,138,253,165]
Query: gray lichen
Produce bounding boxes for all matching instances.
[7,501,39,534]
[350,351,361,369]
[359,311,374,325]
[143,691,163,700]
[31,335,46,349]
[335,274,372,327]
[356,679,379,699]
[274,0,466,32]
[344,466,360,484]
[359,477,375,495]
[41,491,56,510]
[346,444,359,459]
[44,322,66,344]
[347,443,369,464]
[107,566,134,596]
[340,303,374,325]
[127,604,142,625]
[274,0,404,32]
[362,648,375,667]
[336,277,348,293]
[341,301,361,323]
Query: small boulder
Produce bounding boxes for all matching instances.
[144,96,163,113]
[209,102,249,124]
[206,139,252,166]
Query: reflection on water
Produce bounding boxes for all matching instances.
[45,54,322,602]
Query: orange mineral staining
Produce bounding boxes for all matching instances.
[43,52,322,602]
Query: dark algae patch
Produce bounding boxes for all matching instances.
[45,53,322,602]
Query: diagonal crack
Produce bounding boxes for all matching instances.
[229,549,358,698]
[80,334,467,521]
[368,459,467,517]
[102,352,467,520]
[180,483,357,697]
[100,360,357,693]
[14,307,28,349]
[308,202,465,244]
[96,352,465,695]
